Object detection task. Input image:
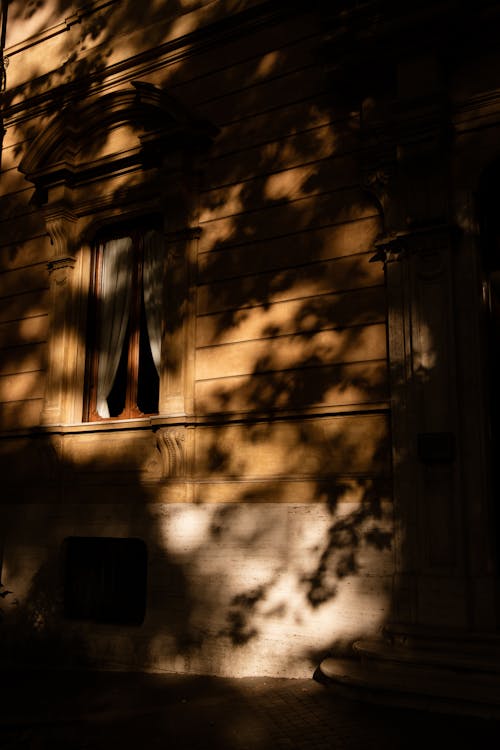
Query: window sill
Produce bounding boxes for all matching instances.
[0,401,390,440]
[0,417,159,438]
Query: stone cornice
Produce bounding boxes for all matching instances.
[3,0,303,127]
[370,224,454,265]
[5,1,120,60]
[0,402,391,440]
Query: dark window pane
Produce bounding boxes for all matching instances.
[137,291,159,415]
[85,225,163,421]
[106,326,129,418]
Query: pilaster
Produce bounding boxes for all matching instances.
[318,11,500,706]
[159,227,199,418]
[40,208,87,426]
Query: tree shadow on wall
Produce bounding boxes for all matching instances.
[0,0,412,679]
[0,447,200,671]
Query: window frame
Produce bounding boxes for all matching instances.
[83,226,162,423]
[17,83,216,428]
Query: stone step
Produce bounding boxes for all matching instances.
[353,638,500,675]
[383,623,500,657]
[318,656,500,717]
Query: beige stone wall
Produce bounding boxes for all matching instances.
[2,498,393,676]
[0,1,393,676]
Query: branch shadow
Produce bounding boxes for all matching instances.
[0,1,405,683]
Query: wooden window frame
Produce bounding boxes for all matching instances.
[83,228,160,422]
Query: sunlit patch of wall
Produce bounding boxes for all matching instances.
[115,489,393,677]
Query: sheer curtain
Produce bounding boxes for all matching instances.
[143,229,164,375]
[96,237,134,418]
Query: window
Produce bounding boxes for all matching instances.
[84,228,164,421]
[63,537,147,625]
[18,84,215,426]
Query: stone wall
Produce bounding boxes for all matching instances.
[0,1,393,677]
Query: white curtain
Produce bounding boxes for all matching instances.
[143,229,164,375]
[96,237,134,418]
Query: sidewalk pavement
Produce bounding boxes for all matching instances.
[0,669,498,749]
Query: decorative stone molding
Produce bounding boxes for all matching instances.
[155,427,186,479]
[46,256,77,286]
[370,226,453,269]
[370,235,407,266]
[45,208,78,253]
[19,82,218,204]
[363,165,394,205]
[18,81,217,426]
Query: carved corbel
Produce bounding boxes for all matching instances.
[45,207,78,256]
[371,226,453,273]
[370,234,407,266]
[361,147,406,235]
[363,167,392,205]
[155,427,186,479]
[44,208,79,289]
[47,255,77,287]
[44,211,79,291]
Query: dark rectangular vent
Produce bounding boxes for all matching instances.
[64,537,147,625]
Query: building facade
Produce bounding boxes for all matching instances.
[0,0,499,710]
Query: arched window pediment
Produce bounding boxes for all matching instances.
[19,80,218,200]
